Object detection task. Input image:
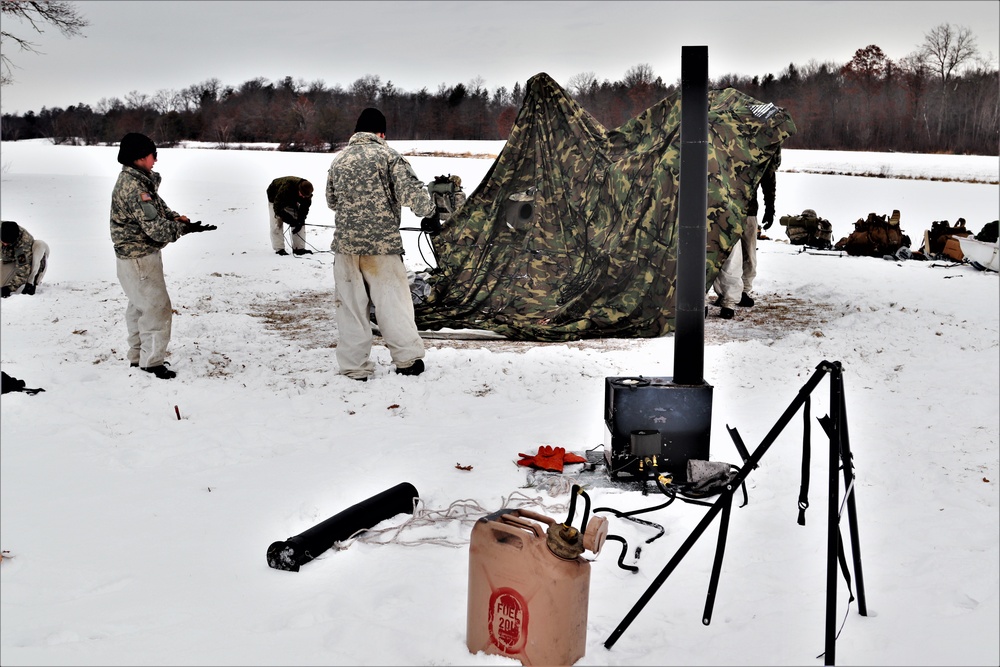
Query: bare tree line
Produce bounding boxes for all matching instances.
[1,4,997,155]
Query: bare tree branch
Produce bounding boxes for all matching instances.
[922,23,979,84]
[1,0,89,85]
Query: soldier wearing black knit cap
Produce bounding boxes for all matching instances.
[324,108,435,381]
[109,132,216,379]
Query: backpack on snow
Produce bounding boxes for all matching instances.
[975,220,999,244]
[2,371,44,395]
[779,208,833,249]
[916,218,974,261]
[834,210,911,257]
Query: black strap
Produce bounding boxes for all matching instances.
[837,528,856,604]
[797,395,811,526]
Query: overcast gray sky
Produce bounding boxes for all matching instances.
[1,0,997,114]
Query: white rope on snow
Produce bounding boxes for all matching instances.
[336,484,581,550]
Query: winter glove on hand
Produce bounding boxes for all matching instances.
[182,220,218,234]
[420,212,442,235]
[1,286,10,298]
[762,209,775,230]
[290,223,304,234]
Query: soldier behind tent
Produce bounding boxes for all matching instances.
[266,176,314,256]
[1,220,50,297]
[712,148,779,319]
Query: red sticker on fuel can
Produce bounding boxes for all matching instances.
[488,587,528,654]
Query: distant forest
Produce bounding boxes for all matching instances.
[2,32,998,155]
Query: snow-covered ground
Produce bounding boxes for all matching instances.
[1,139,998,666]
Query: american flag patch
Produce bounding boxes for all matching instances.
[140,192,152,202]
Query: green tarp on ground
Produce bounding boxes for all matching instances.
[414,72,796,341]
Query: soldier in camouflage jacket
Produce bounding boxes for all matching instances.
[110,133,215,379]
[1,220,50,297]
[266,176,314,256]
[325,108,435,380]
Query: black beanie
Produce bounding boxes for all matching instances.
[354,108,386,134]
[1,220,19,244]
[117,132,157,165]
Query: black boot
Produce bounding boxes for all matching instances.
[737,292,755,307]
[275,249,289,256]
[394,359,425,376]
[141,364,176,379]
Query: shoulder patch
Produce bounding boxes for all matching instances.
[140,192,152,202]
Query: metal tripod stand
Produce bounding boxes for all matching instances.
[604,360,869,666]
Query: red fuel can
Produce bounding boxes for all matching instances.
[466,508,590,666]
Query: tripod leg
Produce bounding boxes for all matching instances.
[605,362,833,650]
[824,390,840,666]
[833,368,868,615]
[703,492,733,625]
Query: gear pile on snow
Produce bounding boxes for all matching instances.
[834,210,912,257]
[779,208,834,249]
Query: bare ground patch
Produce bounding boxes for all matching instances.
[249,289,339,349]
[248,289,841,352]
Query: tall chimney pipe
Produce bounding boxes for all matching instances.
[674,46,709,386]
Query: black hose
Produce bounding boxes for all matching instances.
[578,487,591,534]
[593,506,666,544]
[604,535,639,573]
[565,484,580,526]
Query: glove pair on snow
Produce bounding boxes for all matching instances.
[516,445,587,473]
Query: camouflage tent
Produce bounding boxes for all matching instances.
[414,72,796,341]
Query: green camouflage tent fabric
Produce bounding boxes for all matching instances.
[414,72,796,341]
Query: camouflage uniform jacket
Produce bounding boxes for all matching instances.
[1,223,35,291]
[267,176,311,226]
[110,165,184,260]
[325,132,434,255]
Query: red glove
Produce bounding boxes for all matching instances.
[517,447,588,472]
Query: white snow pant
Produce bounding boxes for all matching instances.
[712,215,758,308]
[116,251,172,368]
[713,239,744,309]
[740,215,759,293]
[1,240,50,292]
[268,203,305,252]
[333,253,425,379]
